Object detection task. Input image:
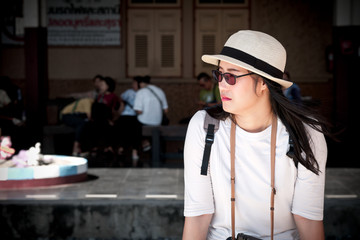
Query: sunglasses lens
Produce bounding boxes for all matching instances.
[212,70,237,85]
[224,73,236,85]
[213,70,222,82]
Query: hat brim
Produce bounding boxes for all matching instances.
[202,54,293,89]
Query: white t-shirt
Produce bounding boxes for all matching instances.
[0,89,11,107]
[133,85,168,126]
[184,110,327,240]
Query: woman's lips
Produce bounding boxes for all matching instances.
[221,96,232,101]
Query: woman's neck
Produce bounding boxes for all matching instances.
[233,103,274,133]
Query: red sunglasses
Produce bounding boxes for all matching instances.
[212,70,254,85]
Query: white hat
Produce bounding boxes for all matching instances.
[202,30,293,89]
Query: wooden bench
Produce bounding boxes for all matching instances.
[142,125,188,167]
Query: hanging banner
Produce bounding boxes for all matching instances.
[47,0,121,46]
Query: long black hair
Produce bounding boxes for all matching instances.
[206,74,333,175]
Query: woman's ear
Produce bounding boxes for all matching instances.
[260,78,268,91]
[255,76,268,95]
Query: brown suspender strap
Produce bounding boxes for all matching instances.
[270,115,277,240]
[230,121,236,240]
[230,116,277,240]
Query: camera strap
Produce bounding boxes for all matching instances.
[230,118,236,240]
[230,115,277,240]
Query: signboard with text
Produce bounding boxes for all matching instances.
[47,0,121,46]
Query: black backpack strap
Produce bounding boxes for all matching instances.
[201,124,215,176]
[123,100,133,109]
[201,113,220,176]
[286,136,295,159]
[286,135,299,168]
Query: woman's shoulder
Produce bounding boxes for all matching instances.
[188,110,228,134]
[189,110,207,127]
[122,88,135,96]
[187,110,210,135]
[135,88,147,96]
[150,85,166,96]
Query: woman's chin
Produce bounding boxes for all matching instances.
[221,102,233,114]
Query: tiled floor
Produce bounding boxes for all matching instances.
[0,168,359,201]
[0,168,184,201]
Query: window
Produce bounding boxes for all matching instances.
[128,0,180,7]
[194,8,250,75]
[127,9,181,77]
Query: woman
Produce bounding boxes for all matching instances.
[183,30,330,240]
[79,76,120,156]
[96,76,121,123]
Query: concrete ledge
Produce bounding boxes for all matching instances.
[1,199,359,239]
[0,199,184,240]
[324,199,360,239]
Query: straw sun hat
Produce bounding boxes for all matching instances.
[202,30,293,89]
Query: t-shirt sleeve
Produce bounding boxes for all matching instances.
[291,125,327,220]
[133,91,142,111]
[184,110,215,217]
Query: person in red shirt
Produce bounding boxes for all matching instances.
[95,76,121,123]
[78,76,121,161]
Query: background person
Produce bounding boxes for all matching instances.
[76,76,120,157]
[61,75,119,156]
[133,76,168,153]
[0,76,28,150]
[0,75,24,126]
[79,102,115,163]
[95,76,121,123]
[133,76,168,126]
[61,97,94,156]
[114,77,141,166]
[283,71,302,103]
[197,72,221,109]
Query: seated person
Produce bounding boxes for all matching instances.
[95,76,121,123]
[0,76,28,150]
[79,102,115,154]
[197,72,221,109]
[283,71,302,103]
[60,98,94,156]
